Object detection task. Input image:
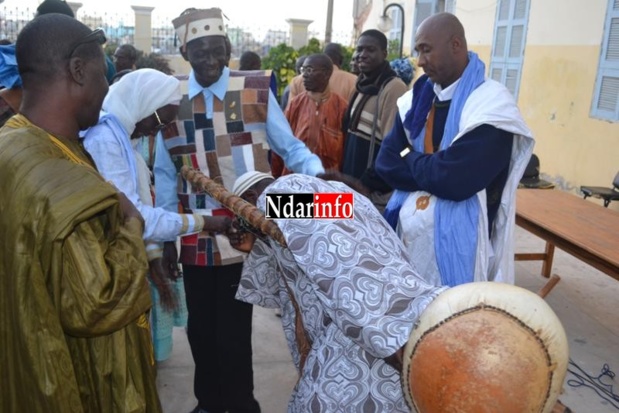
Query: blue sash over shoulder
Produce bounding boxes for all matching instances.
[383,74,434,229]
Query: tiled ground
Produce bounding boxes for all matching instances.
[157,226,619,413]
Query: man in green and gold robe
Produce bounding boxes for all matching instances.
[0,14,162,412]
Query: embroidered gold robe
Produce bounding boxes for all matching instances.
[0,117,162,412]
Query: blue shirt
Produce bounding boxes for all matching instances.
[154,67,325,212]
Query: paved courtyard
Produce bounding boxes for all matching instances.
[157,225,619,413]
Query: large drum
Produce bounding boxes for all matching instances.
[402,282,569,413]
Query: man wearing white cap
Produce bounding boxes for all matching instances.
[232,171,274,198]
[230,172,446,413]
[154,7,326,413]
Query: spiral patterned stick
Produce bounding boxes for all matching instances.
[180,166,287,247]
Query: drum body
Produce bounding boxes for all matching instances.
[402,282,569,413]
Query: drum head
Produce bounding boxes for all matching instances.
[402,282,568,413]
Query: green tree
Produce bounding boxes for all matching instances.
[297,37,322,58]
[340,45,355,72]
[387,39,402,62]
[261,43,298,99]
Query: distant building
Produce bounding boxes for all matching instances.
[263,29,288,47]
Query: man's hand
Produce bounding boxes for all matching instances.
[148,258,178,312]
[317,170,370,197]
[162,241,180,280]
[229,231,256,253]
[203,216,233,234]
[225,219,257,253]
[117,191,144,226]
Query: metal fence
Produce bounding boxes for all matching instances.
[0,5,353,58]
[0,6,34,43]
[150,13,295,58]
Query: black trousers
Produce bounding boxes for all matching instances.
[183,263,261,413]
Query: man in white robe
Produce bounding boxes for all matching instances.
[376,13,534,286]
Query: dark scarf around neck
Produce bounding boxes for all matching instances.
[343,61,397,133]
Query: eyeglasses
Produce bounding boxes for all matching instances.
[67,28,107,58]
[300,66,325,76]
[153,110,171,131]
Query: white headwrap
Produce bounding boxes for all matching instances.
[102,68,182,136]
[233,171,273,196]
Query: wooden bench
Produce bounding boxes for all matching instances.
[515,189,619,281]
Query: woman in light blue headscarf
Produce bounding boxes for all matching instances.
[390,57,415,87]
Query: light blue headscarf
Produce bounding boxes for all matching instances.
[385,52,486,287]
[389,57,414,86]
[0,44,22,89]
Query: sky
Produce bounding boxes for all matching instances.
[1,0,355,38]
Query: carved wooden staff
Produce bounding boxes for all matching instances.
[181,167,314,375]
[180,166,287,247]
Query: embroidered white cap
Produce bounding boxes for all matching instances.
[172,8,226,48]
[232,171,274,197]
